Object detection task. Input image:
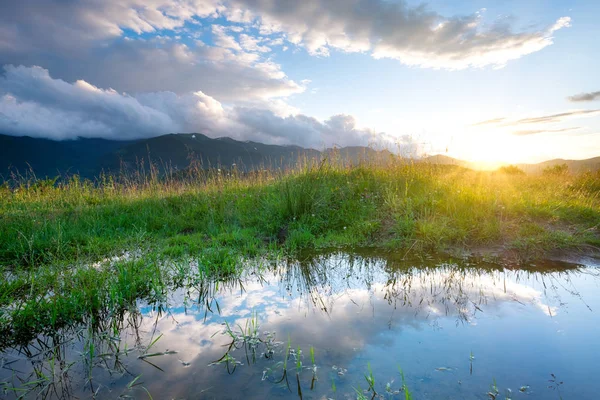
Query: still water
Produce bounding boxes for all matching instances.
[2,251,599,399]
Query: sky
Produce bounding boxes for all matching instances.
[1,0,599,163]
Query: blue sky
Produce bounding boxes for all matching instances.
[1,0,599,163]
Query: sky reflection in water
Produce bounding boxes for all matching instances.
[2,252,599,399]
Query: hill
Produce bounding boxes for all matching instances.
[2,133,599,180]
[0,134,132,180]
[420,154,472,168]
[100,133,323,173]
[421,154,600,174]
[517,157,600,174]
[0,133,389,180]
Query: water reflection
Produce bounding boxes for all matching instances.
[1,252,599,399]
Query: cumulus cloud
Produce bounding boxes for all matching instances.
[0,0,571,76]
[239,34,271,53]
[5,39,304,101]
[228,0,571,69]
[232,108,381,148]
[0,0,220,54]
[0,1,302,101]
[0,65,180,140]
[0,65,401,150]
[7,37,302,101]
[568,91,600,102]
[211,25,243,51]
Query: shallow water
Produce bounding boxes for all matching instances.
[2,251,600,399]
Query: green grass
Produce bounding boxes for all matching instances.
[1,159,599,347]
[2,160,599,268]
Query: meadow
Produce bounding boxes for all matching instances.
[1,157,600,347]
[2,158,599,267]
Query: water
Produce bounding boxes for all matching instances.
[2,251,600,399]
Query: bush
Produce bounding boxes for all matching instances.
[498,165,525,175]
[543,163,569,176]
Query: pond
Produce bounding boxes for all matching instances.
[1,251,599,399]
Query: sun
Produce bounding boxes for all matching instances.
[449,132,533,166]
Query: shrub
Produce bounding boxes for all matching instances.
[497,165,525,175]
[543,163,569,176]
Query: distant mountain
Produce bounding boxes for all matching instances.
[0,134,132,179]
[517,157,600,174]
[420,154,472,168]
[324,146,394,163]
[100,133,322,173]
[2,133,599,181]
[421,154,600,174]
[0,133,389,180]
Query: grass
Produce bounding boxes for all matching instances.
[1,159,599,270]
[1,158,599,348]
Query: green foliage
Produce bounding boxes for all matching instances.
[498,165,525,175]
[286,226,316,251]
[543,163,569,176]
[364,362,375,391]
[398,365,413,400]
[571,171,600,195]
[1,160,599,271]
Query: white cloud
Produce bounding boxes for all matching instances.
[232,108,378,148]
[0,1,305,102]
[0,66,178,140]
[0,0,571,74]
[211,25,243,51]
[239,34,271,53]
[5,37,303,102]
[0,0,220,53]
[0,65,403,150]
[228,0,571,69]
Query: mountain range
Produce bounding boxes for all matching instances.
[0,133,391,180]
[1,133,599,180]
[419,154,600,174]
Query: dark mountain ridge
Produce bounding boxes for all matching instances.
[1,133,599,181]
[516,157,600,174]
[0,134,133,179]
[0,133,389,180]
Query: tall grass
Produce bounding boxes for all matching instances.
[1,157,599,271]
